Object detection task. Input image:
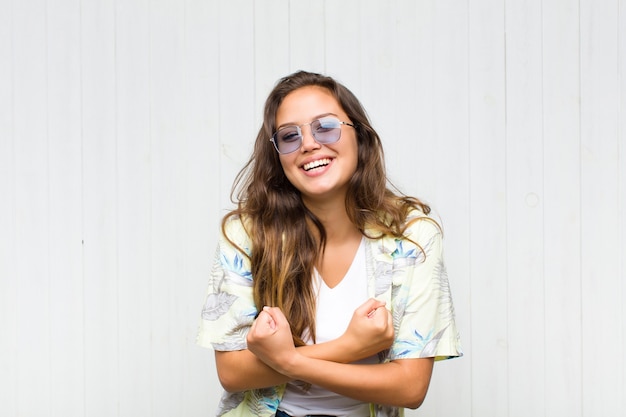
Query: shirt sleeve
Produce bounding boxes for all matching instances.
[196,218,259,351]
[388,218,463,361]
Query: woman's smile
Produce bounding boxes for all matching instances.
[302,157,333,173]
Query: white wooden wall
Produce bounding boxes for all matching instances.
[1,0,624,416]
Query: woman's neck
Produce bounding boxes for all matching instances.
[304,199,361,244]
[304,200,363,288]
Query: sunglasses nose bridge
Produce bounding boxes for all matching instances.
[299,122,321,150]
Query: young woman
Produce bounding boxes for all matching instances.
[198,71,462,417]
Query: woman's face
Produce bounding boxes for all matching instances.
[274,86,358,205]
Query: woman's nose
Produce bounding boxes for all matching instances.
[300,126,320,152]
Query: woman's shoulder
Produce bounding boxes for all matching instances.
[222,213,245,230]
[365,207,442,249]
[221,214,253,247]
[403,208,443,243]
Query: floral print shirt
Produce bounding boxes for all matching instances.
[197,211,462,417]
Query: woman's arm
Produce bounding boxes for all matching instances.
[247,306,434,408]
[215,298,394,392]
[284,353,433,408]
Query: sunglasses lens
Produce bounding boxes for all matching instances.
[275,127,302,154]
[312,117,342,144]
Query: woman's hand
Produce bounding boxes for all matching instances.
[246,298,393,374]
[246,306,300,374]
[339,298,394,361]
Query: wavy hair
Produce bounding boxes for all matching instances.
[222,71,431,345]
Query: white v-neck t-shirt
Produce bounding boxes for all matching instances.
[279,238,377,417]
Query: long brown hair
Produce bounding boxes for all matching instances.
[223,71,430,345]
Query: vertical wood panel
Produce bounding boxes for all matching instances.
[253,0,290,125]
[81,0,119,414]
[218,0,255,212]
[468,1,508,415]
[183,0,221,414]
[580,0,623,415]
[192,2,223,411]
[388,0,426,196]
[358,0,396,180]
[47,1,85,415]
[13,0,51,415]
[424,0,471,211]
[0,1,17,415]
[325,0,361,89]
[289,0,326,73]
[505,1,545,415]
[542,1,582,415]
[620,0,626,410]
[150,1,186,415]
[116,0,152,415]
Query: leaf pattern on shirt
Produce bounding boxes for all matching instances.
[222,252,253,282]
[213,310,258,351]
[373,403,402,417]
[392,326,451,359]
[373,247,393,297]
[434,261,456,324]
[218,391,245,415]
[393,327,433,357]
[251,388,280,415]
[225,269,254,287]
[374,270,392,297]
[390,239,422,263]
[420,327,449,358]
[390,282,406,333]
[202,292,237,321]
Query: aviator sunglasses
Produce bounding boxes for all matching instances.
[270,116,355,154]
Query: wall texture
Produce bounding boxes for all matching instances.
[0,0,624,416]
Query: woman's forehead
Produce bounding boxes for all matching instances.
[275,86,345,126]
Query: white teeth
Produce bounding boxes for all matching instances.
[303,158,331,171]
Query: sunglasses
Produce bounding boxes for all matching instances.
[270,116,355,154]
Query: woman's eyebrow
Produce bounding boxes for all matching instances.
[276,113,339,130]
